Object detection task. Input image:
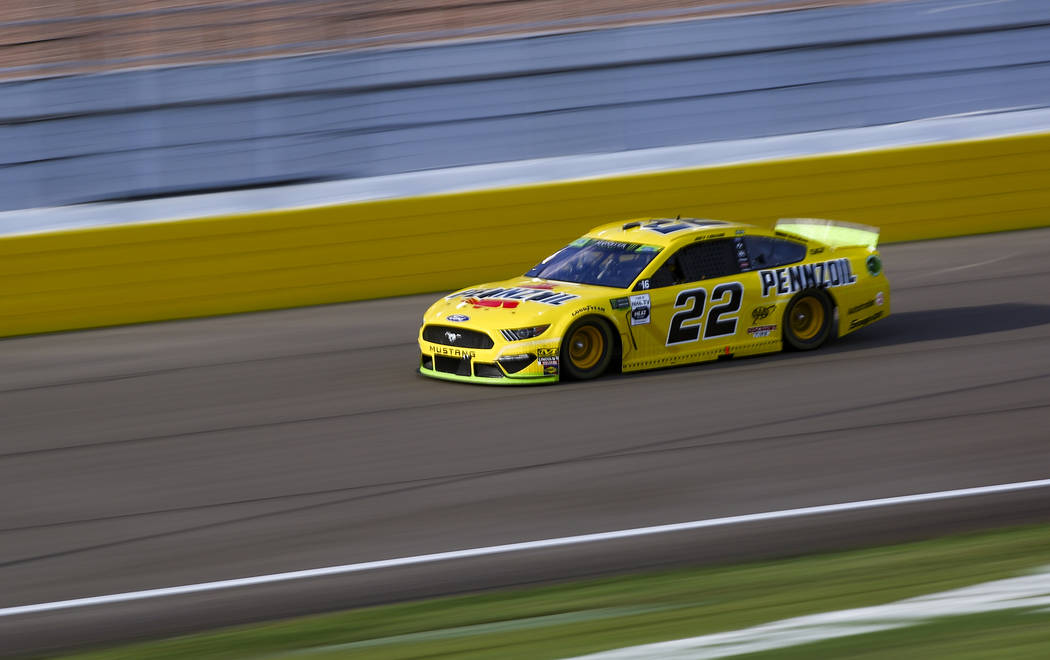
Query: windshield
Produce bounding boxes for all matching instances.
[525,238,662,288]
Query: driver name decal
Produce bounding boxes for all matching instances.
[759,258,857,297]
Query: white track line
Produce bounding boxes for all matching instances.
[3,478,1049,618]
[567,567,1050,659]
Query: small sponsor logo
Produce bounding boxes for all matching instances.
[446,314,469,322]
[876,291,884,306]
[848,299,875,315]
[572,305,607,317]
[866,255,882,276]
[751,304,775,322]
[747,324,776,338]
[536,347,558,358]
[849,310,884,330]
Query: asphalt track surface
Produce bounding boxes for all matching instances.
[3,228,1050,655]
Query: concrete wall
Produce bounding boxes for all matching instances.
[1,131,1047,338]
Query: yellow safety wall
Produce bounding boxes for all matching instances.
[1,132,1048,338]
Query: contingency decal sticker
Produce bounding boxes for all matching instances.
[629,294,651,325]
[747,325,776,338]
[847,291,885,316]
[538,356,559,375]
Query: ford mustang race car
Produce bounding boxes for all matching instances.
[418,217,890,384]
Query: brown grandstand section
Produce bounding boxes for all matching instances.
[0,0,889,79]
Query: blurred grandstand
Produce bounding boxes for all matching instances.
[1,0,882,79]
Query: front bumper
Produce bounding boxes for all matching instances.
[418,333,561,385]
[418,364,558,385]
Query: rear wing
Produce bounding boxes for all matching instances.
[775,218,880,249]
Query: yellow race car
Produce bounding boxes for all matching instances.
[418,217,890,384]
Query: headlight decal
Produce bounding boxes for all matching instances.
[500,325,550,341]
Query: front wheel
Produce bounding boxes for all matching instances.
[783,289,833,350]
[560,317,614,380]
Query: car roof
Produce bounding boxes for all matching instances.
[583,217,763,248]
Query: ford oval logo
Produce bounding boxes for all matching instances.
[446,314,469,322]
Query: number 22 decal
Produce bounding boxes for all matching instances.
[666,282,744,346]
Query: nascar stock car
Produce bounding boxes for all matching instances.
[418,217,890,384]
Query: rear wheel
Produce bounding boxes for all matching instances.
[783,289,833,350]
[561,317,614,380]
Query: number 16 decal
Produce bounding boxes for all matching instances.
[666,282,743,346]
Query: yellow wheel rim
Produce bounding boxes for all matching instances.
[569,325,604,370]
[791,297,824,341]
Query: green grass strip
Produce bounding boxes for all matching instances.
[275,605,687,656]
[56,524,1050,660]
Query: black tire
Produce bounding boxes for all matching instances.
[560,317,614,380]
[783,289,834,351]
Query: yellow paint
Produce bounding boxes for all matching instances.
[1,132,1047,338]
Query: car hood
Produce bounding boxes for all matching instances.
[424,277,619,328]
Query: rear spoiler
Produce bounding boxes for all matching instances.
[775,218,880,249]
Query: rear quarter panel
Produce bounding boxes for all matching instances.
[831,247,892,338]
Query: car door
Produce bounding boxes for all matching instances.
[626,237,766,368]
[741,234,810,342]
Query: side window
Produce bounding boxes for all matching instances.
[772,238,806,266]
[646,258,681,288]
[675,239,741,283]
[744,237,805,269]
